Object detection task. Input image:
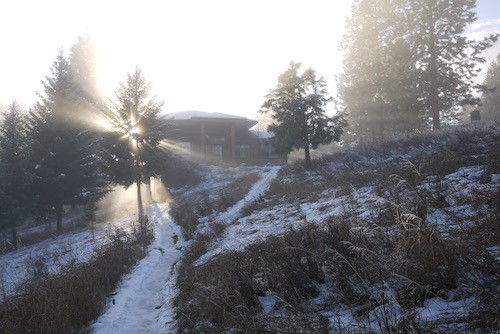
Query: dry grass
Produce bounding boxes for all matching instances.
[169,170,262,240]
[0,226,152,334]
[173,123,500,333]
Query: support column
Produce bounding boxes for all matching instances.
[230,123,236,163]
[200,124,206,162]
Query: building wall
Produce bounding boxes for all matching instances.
[169,120,286,166]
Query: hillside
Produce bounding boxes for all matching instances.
[1,123,498,333]
[171,123,500,333]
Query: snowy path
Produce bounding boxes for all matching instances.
[220,165,281,224]
[91,202,182,334]
[91,166,281,332]
[195,165,281,265]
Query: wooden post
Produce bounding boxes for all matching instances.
[230,123,236,163]
[200,124,206,162]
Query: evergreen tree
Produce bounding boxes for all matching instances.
[408,0,498,129]
[260,62,345,170]
[100,67,169,229]
[28,51,108,232]
[0,102,31,249]
[481,53,500,121]
[340,0,497,136]
[69,34,100,100]
[68,34,111,214]
[339,0,424,139]
[69,33,104,121]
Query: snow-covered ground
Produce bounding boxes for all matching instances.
[91,203,183,334]
[90,166,282,333]
[0,201,180,333]
[2,137,498,333]
[171,129,500,333]
[0,164,281,333]
[0,215,135,298]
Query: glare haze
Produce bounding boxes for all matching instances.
[1,0,499,118]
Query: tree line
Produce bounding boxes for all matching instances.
[0,34,170,248]
[261,0,499,165]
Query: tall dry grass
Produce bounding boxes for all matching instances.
[172,123,500,333]
[0,226,152,334]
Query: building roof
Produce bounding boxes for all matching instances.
[249,129,274,139]
[162,110,249,121]
[161,110,257,129]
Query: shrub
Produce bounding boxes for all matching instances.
[161,158,201,189]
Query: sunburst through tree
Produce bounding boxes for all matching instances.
[99,67,171,231]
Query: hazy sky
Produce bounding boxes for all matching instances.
[1,0,499,119]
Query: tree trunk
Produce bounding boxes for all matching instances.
[304,145,312,170]
[56,203,63,232]
[428,5,440,130]
[145,178,153,204]
[132,119,145,231]
[136,177,145,230]
[11,223,17,249]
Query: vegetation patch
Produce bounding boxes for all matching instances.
[0,227,152,334]
[174,124,500,333]
[169,168,262,240]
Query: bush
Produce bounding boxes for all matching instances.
[161,158,201,189]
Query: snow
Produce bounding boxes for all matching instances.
[0,215,135,298]
[91,203,182,334]
[220,165,281,224]
[257,291,278,314]
[194,166,282,265]
[0,197,183,332]
[194,181,380,266]
[249,129,274,139]
[3,140,499,332]
[367,302,403,331]
[417,297,475,323]
[90,165,282,332]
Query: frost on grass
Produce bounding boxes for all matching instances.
[174,124,500,333]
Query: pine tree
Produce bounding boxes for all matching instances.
[28,51,108,232]
[408,0,498,129]
[68,34,111,215]
[0,102,31,249]
[69,34,100,99]
[340,0,497,135]
[339,0,424,139]
[69,33,104,121]
[100,67,169,229]
[481,53,500,121]
[260,62,346,170]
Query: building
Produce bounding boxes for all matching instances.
[161,110,286,165]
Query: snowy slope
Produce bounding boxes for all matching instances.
[0,215,135,298]
[172,125,500,333]
[3,124,498,333]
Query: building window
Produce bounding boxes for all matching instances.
[261,143,278,157]
[206,145,223,162]
[238,145,250,158]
